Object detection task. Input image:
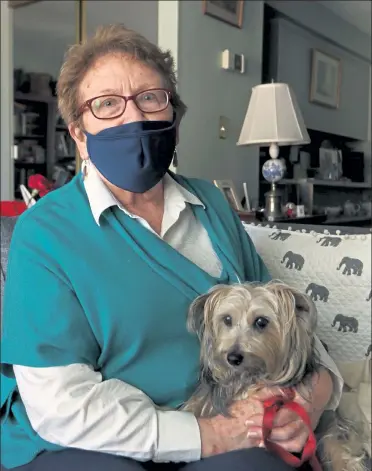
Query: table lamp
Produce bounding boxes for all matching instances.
[237,82,310,221]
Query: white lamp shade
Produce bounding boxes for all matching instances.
[237,82,310,146]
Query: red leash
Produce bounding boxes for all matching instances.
[262,388,323,471]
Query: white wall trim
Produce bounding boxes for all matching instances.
[1,1,14,200]
[158,0,179,75]
[158,0,179,173]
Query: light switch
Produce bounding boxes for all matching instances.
[233,53,245,73]
[221,50,245,73]
[219,116,229,139]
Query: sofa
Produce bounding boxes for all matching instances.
[243,220,371,443]
[1,216,371,442]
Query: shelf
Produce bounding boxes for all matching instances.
[13,92,58,197]
[325,215,372,225]
[15,161,46,168]
[15,134,44,140]
[57,156,75,162]
[261,179,372,189]
[14,92,56,104]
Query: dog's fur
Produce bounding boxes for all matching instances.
[182,281,370,471]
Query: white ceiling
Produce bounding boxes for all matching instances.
[317,0,371,36]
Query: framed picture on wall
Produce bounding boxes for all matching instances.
[202,0,244,28]
[309,49,341,109]
[213,179,243,211]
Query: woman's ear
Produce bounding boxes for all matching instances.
[68,122,89,160]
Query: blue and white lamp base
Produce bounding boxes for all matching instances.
[262,143,286,221]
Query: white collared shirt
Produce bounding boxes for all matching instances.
[13,166,343,463]
[83,164,223,276]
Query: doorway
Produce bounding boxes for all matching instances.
[6,0,85,201]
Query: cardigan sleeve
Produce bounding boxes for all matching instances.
[1,215,100,375]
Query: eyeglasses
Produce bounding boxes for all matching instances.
[77,88,171,120]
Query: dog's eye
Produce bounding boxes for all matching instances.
[254,317,269,329]
[223,315,232,327]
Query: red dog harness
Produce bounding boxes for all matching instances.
[262,388,322,471]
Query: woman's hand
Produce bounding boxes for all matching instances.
[197,368,333,457]
[245,388,313,453]
[197,397,265,457]
[241,368,334,453]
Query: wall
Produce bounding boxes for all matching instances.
[270,17,370,140]
[265,1,371,185]
[175,0,371,202]
[266,0,371,61]
[85,0,157,43]
[13,1,158,80]
[176,1,264,203]
[13,34,74,80]
[349,66,372,183]
[13,1,76,80]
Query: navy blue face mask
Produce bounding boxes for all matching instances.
[85,114,176,193]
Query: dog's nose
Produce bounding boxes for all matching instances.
[227,352,244,366]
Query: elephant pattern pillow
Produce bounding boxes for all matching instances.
[244,224,371,363]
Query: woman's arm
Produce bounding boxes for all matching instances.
[3,215,201,463]
[313,335,344,411]
[14,363,200,462]
[306,366,334,429]
[14,364,273,461]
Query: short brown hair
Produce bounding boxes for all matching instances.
[57,24,186,125]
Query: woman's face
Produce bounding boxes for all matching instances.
[69,53,174,160]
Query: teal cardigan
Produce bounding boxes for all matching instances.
[0,173,270,468]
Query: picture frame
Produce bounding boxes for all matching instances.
[309,49,341,109]
[202,0,244,28]
[213,179,243,211]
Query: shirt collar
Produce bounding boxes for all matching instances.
[83,162,204,226]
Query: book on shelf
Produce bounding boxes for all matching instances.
[56,132,70,157]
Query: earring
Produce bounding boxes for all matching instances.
[82,158,90,179]
[172,147,178,168]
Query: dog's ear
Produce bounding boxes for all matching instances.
[187,293,210,337]
[266,282,319,385]
[291,288,317,335]
[267,282,317,335]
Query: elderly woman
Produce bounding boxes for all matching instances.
[1,25,342,471]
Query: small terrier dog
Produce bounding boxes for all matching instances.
[182,282,370,471]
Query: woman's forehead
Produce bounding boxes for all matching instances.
[79,53,164,99]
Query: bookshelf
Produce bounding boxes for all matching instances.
[13,93,75,199]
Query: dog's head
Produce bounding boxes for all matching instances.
[188,281,318,388]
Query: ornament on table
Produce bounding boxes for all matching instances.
[20,174,55,208]
[285,202,296,218]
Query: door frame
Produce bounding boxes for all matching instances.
[1,1,14,200]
